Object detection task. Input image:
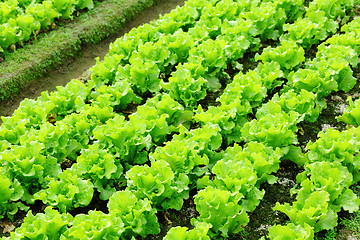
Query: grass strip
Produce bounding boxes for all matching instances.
[0,0,158,102]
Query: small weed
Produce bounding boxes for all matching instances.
[340,211,360,237]
[239,229,250,238]
[315,229,338,240]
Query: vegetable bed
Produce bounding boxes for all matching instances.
[1,0,360,239]
[0,0,161,102]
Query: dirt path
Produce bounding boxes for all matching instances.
[0,0,184,124]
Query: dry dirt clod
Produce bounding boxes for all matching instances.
[0,221,15,234]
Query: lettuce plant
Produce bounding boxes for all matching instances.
[4,207,72,240]
[337,96,360,127]
[126,160,189,210]
[267,223,314,240]
[61,210,124,240]
[108,190,160,238]
[129,93,188,144]
[1,141,61,192]
[255,40,305,71]
[93,114,151,165]
[281,11,338,48]
[306,128,360,182]
[73,143,123,200]
[257,89,321,123]
[191,186,249,237]
[241,110,300,148]
[162,63,207,108]
[34,168,94,213]
[200,158,264,212]
[0,169,27,220]
[163,222,211,240]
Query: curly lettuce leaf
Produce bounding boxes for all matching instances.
[163,222,211,240]
[93,114,151,165]
[281,11,338,48]
[108,190,160,238]
[5,207,72,240]
[1,141,61,191]
[337,96,360,127]
[258,89,321,123]
[126,160,189,210]
[74,143,123,200]
[34,168,94,212]
[61,210,124,240]
[274,190,338,232]
[0,170,27,220]
[241,111,300,148]
[191,186,249,237]
[267,223,314,240]
[162,62,207,108]
[306,127,360,181]
[150,138,209,175]
[209,158,264,211]
[255,40,305,71]
[307,0,354,19]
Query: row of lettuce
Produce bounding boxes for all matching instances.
[0,0,360,239]
[258,11,360,240]
[0,0,95,54]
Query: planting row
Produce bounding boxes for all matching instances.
[1,0,360,239]
[0,0,94,53]
[265,14,360,240]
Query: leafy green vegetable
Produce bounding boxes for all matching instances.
[61,210,124,240]
[307,51,357,93]
[286,68,337,97]
[267,223,314,240]
[244,1,287,40]
[162,63,207,108]
[204,158,264,212]
[4,207,72,240]
[258,89,321,123]
[52,0,76,19]
[90,80,142,111]
[255,40,305,71]
[93,114,151,165]
[74,143,123,200]
[150,137,209,175]
[195,62,284,144]
[108,190,160,238]
[34,168,94,212]
[274,190,338,232]
[242,142,283,184]
[241,111,300,148]
[26,1,59,28]
[306,128,360,182]
[2,0,360,239]
[281,11,338,48]
[0,0,94,53]
[192,186,249,237]
[295,162,358,210]
[163,222,211,240]
[39,79,91,120]
[307,0,355,19]
[337,96,360,127]
[0,169,27,220]
[126,160,189,210]
[1,141,61,192]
